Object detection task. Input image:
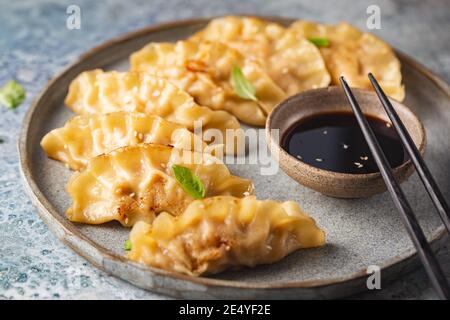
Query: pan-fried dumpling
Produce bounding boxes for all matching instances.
[191,16,331,96]
[267,31,331,95]
[40,112,211,170]
[66,144,254,226]
[127,195,326,276]
[130,40,286,126]
[65,70,240,152]
[290,21,405,101]
[191,16,286,62]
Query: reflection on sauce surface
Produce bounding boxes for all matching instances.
[282,111,408,174]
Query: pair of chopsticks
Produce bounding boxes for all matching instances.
[340,74,450,300]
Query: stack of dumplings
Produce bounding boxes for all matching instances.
[130,40,286,126]
[191,16,332,96]
[40,16,405,276]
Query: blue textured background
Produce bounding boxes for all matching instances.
[1,0,449,299]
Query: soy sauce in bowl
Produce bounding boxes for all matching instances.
[281,111,408,174]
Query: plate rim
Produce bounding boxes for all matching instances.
[17,16,450,295]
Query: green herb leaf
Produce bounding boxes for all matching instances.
[124,239,132,251]
[308,37,330,47]
[230,65,257,101]
[0,80,26,109]
[172,165,205,199]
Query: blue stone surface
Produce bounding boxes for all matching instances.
[0,0,449,299]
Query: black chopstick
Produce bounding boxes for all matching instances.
[368,73,450,233]
[339,76,450,300]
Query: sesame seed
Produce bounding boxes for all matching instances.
[316,158,324,162]
[296,155,303,160]
[354,162,364,168]
[342,143,349,149]
[323,130,328,135]
[360,156,368,161]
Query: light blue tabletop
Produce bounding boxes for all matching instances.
[1,0,449,299]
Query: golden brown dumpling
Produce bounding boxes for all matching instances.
[40,112,211,170]
[66,144,254,226]
[290,21,405,101]
[130,40,286,126]
[127,195,325,276]
[191,16,331,96]
[64,70,240,151]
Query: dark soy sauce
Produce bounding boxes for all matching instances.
[282,111,408,174]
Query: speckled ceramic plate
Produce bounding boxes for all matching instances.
[18,17,450,299]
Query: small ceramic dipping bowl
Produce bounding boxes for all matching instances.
[266,87,426,198]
